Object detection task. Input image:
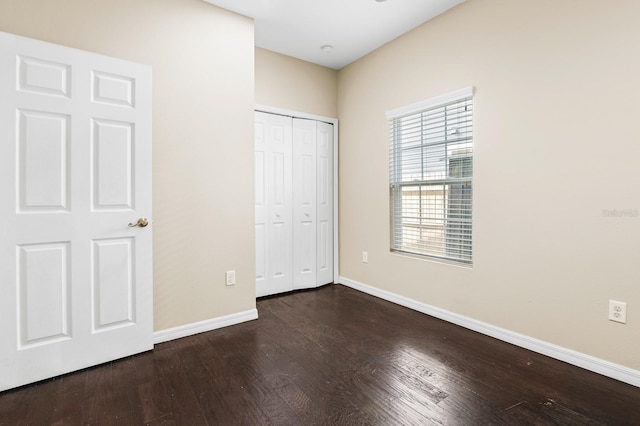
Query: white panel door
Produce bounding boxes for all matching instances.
[255,114,268,294]
[255,112,293,297]
[0,32,152,392]
[316,121,334,286]
[292,119,317,289]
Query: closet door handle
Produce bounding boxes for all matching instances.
[276,213,281,218]
[305,212,310,217]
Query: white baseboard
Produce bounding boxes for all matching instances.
[338,276,640,388]
[153,308,258,344]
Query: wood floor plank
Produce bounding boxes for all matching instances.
[0,382,45,426]
[1,284,640,425]
[0,387,26,426]
[137,378,173,424]
[80,363,119,426]
[48,369,88,425]
[152,343,210,426]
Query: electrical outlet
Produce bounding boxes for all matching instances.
[608,300,627,324]
[362,251,368,263]
[225,270,236,286]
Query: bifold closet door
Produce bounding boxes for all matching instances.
[292,118,334,289]
[316,121,334,286]
[255,112,293,297]
[292,119,317,289]
[255,112,334,297]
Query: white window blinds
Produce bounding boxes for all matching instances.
[387,87,473,264]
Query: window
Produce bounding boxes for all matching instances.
[387,87,473,264]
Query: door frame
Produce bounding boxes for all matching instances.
[255,105,339,285]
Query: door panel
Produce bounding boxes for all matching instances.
[92,71,135,107]
[318,220,330,274]
[18,110,70,211]
[18,55,71,97]
[316,121,334,285]
[92,119,134,210]
[272,152,286,206]
[255,223,266,282]
[299,221,315,273]
[255,121,267,289]
[92,238,135,331]
[255,112,293,297]
[18,242,71,347]
[0,32,152,392]
[292,119,317,289]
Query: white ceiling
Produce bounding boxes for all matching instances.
[203,0,466,70]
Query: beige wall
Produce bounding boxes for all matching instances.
[0,0,256,331]
[255,47,338,118]
[338,0,640,370]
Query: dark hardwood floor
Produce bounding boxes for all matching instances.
[1,284,639,425]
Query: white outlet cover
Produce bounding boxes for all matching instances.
[608,300,627,324]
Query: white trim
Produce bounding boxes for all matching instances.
[255,104,340,284]
[338,276,640,388]
[386,86,474,119]
[153,309,258,344]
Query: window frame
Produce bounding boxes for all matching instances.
[387,87,474,265]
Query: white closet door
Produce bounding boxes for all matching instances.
[255,112,293,297]
[0,32,152,392]
[255,111,335,297]
[316,121,334,285]
[292,119,317,289]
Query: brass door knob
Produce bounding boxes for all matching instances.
[128,218,149,228]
